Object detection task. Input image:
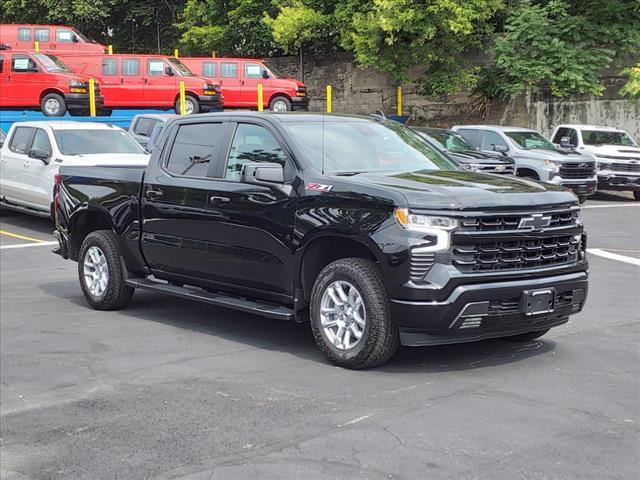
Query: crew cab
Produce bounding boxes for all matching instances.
[54,113,588,369]
[1,121,148,218]
[59,54,222,114]
[413,127,515,174]
[550,124,640,200]
[181,57,307,112]
[0,50,104,116]
[0,24,107,53]
[453,125,597,203]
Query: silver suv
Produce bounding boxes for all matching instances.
[452,125,597,203]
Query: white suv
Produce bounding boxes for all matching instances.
[0,121,149,218]
[550,124,640,200]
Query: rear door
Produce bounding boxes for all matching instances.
[0,126,35,204]
[219,61,242,106]
[141,119,232,282]
[119,57,144,107]
[144,58,176,107]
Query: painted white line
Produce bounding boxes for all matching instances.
[582,203,639,209]
[0,241,58,251]
[587,248,640,266]
[338,413,374,428]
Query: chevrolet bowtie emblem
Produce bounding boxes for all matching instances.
[518,214,552,231]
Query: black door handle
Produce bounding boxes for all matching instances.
[145,187,164,199]
[209,195,230,203]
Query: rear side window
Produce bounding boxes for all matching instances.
[220,62,237,78]
[165,123,225,177]
[456,129,481,148]
[18,28,31,41]
[226,124,287,181]
[133,118,158,137]
[481,131,508,150]
[31,129,52,156]
[11,55,36,72]
[102,58,117,76]
[34,28,50,42]
[9,127,34,154]
[121,59,140,76]
[202,61,217,77]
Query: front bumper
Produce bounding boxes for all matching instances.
[392,271,588,346]
[597,172,640,191]
[64,93,105,111]
[291,95,309,111]
[550,177,597,196]
[198,93,224,112]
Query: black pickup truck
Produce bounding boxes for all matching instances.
[54,112,589,368]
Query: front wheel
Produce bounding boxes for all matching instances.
[500,329,550,342]
[310,258,399,369]
[269,96,291,112]
[175,95,199,115]
[578,195,588,204]
[41,93,67,117]
[78,230,134,310]
[633,191,640,201]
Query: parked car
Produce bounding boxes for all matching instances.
[550,124,640,200]
[54,112,588,369]
[452,125,597,203]
[181,57,308,112]
[59,54,222,114]
[128,113,176,150]
[413,127,515,174]
[0,24,107,53]
[0,121,149,218]
[0,50,104,116]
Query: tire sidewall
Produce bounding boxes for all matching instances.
[77,231,123,308]
[175,96,199,115]
[41,94,66,117]
[269,96,291,112]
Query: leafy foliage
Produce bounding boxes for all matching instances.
[621,65,640,101]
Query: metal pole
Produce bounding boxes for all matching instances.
[89,78,97,117]
[326,85,332,113]
[257,84,264,112]
[179,81,186,115]
[396,86,402,116]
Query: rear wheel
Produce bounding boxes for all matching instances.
[78,230,134,310]
[269,96,291,112]
[633,191,640,201]
[41,93,67,117]
[500,329,550,342]
[310,258,399,369]
[175,95,199,115]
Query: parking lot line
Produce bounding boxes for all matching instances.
[587,248,640,266]
[0,229,49,243]
[582,204,639,209]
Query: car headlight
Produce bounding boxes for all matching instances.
[543,159,561,171]
[69,79,88,93]
[394,208,458,252]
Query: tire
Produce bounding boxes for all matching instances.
[633,191,640,201]
[175,95,199,115]
[269,96,291,112]
[578,195,588,204]
[500,329,550,342]
[310,258,399,369]
[41,93,67,117]
[78,230,134,310]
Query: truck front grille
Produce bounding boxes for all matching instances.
[610,162,640,172]
[559,162,595,179]
[410,250,435,281]
[459,208,580,232]
[473,164,515,175]
[452,234,583,272]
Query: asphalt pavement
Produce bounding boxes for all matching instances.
[1,191,639,480]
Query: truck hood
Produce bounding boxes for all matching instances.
[343,170,575,210]
[516,148,590,162]
[447,149,515,165]
[62,153,150,166]
[581,144,640,160]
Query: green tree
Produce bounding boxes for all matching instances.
[621,65,640,101]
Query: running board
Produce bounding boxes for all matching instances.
[0,200,50,219]
[125,278,295,320]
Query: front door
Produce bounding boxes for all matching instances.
[141,120,231,282]
[145,58,176,107]
[219,61,242,107]
[8,54,43,106]
[240,62,270,109]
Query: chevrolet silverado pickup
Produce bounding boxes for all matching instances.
[54,113,589,368]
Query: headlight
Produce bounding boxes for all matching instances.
[394,208,458,252]
[543,159,561,171]
[203,83,218,95]
[69,79,88,93]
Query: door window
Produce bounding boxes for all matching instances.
[34,28,50,42]
[11,54,36,72]
[226,124,287,181]
[147,59,166,76]
[102,58,117,76]
[121,59,140,76]
[456,129,481,148]
[244,63,264,79]
[552,128,577,146]
[220,62,238,78]
[202,61,217,77]
[165,123,225,177]
[56,29,74,42]
[17,28,31,41]
[481,131,508,150]
[133,118,158,137]
[8,127,34,154]
[31,129,52,157]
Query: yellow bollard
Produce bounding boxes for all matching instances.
[212,51,216,58]
[396,85,402,116]
[326,85,332,113]
[108,45,113,55]
[257,84,264,112]
[89,78,97,117]
[174,48,179,58]
[34,41,40,52]
[179,80,186,115]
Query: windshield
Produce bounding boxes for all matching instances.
[264,63,283,79]
[582,130,636,146]
[167,57,194,76]
[54,129,145,155]
[417,129,474,152]
[283,120,458,174]
[33,53,71,73]
[505,131,556,150]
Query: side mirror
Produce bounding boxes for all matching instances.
[261,70,269,79]
[28,148,50,163]
[241,162,284,185]
[165,66,174,76]
[72,34,79,43]
[560,136,574,148]
[493,144,509,153]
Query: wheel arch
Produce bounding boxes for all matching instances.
[40,88,66,101]
[516,167,540,179]
[268,92,292,104]
[67,206,115,261]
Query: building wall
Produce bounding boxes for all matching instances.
[267,53,640,140]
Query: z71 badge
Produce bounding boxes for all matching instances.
[306,183,333,192]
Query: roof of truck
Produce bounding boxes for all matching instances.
[556,124,627,132]
[11,121,124,131]
[453,125,537,132]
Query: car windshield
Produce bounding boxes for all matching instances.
[33,53,71,73]
[505,131,556,150]
[417,129,474,152]
[167,57,194,76]
[582,130,636,146]
[54,129,145,155]
[283,120,458,174]
[264,63,282,79]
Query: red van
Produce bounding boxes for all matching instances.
[59,54,222,114]
[0,24,107,53]
[181,57,308,112]
[0,50,104,116]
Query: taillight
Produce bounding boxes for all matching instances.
[54,173,62,186]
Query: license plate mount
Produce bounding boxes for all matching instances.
[521,288,555,316]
